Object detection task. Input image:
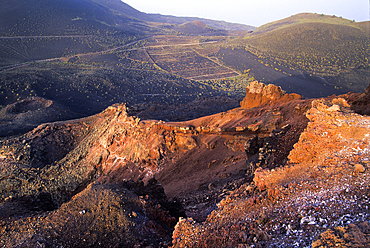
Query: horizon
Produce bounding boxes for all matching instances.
[122,0,369,27]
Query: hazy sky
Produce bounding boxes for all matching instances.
[122,0,369,27]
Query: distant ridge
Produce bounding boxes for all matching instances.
[0,0,143,36]
[91,0,256,31]
[0,0,255,36]
[252,13,366,35]
[145,14,256,31]
[172,20,226,35]
[89,0,256,31]
[241,13,370,93]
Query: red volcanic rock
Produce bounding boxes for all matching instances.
[5,85,370,247]
[171,95,370,248]
[240,81,302,109]
[254,97,370,191]
[313,222,370,248]
[288,98,370,166]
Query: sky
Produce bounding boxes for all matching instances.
[122,0,369,27]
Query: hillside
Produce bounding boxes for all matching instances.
[0,0,252,67]
[0,0,153,68]
[220,14,370,93]
[0,0,253,37]
[1,1,370,246]
[0,82,370,247]
[2,1,367,111]
[252,13,362,35]
[0,1,236,122]
[0,62,230,120]
[0,0,258,123]
[173,21,225,35]
[0,0,148,36]
[146,14,256,32]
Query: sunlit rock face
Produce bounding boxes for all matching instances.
[240,81,302,109]
[2,81,370,247]
[172,96,370,248]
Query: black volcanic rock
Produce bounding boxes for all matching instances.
[129,95,241,121]
[349,83,370,115]
[0,182,178,247]
[0,97,81,137]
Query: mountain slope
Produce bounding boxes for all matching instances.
[252,23,369,91]
[88,0,256,31]
[0,0,145,36]
[0,0,254,37]
[1,82,370,247]
[221,14,370,93]
[0,0,245,119]
[146,14,255,31]
[252,13,363,35]
[247,22,369,71]
[173,20,225,35]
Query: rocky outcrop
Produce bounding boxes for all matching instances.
[289,98,370,165]
[240,81,302,109]
[171,96,370,248]
[0,94,311,204]
[3,84,370,247]
[254,97,370,191]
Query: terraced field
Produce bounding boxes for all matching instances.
[133,36,240,81]
[0,34,248,116]
[2,12,369,119]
